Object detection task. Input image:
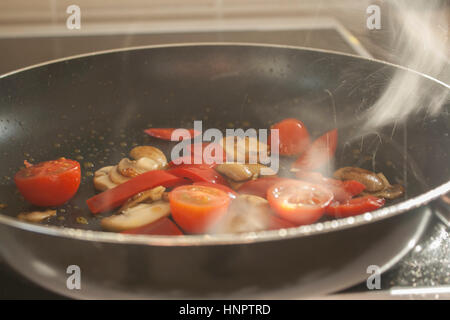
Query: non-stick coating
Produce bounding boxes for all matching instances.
[0,46,450,229]
[0,44,448,231]
[0,44,448,298]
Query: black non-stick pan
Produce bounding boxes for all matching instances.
[0,44,448,298]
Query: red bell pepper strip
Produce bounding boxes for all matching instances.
[167,167,229,186]
[144,128,200,141]
[326,196,385,218]
[292,129,338,171]
[121,217,183,236]
[192,181,237,199]
[238,176,287,199]
[86,170,184,214]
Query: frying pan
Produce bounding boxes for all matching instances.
[0,44,448,299]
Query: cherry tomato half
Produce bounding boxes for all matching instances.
[271,118,310,156]
[326,196,385,218]
[267,180,333,225]
[169,185,231,233]
[192,182,237,199]
[15,158,81,207]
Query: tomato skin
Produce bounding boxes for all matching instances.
[238,177,287,199]
[192,182,237,199]
[292,129,338,170]
[169,185,231,234]
[14,158,81,207]
[271,118,310,156]
[267,180,333,225]
[144,128,200,141]
[326,196,385,218]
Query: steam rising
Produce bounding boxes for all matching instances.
[363,0,449,130]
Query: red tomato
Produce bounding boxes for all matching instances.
[292,129,338,171]
[192,182,237,199]
[271,118,310,156]
[267,180,333,225]
[14,158,81,207]
[238,176,286,198]
[144,128,200,141]
[326,196,385,218]
[121,217,183,236]
[169,185,231,233]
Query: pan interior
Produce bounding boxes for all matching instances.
[0,44,448,236]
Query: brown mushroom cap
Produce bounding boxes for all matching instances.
[118,186,166,212]
[215,163,276,182]
[93,166,118,191]
[129,146,167,169]
[220,136,270,163]
[333,167,385,192]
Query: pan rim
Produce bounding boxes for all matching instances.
[0,42,448,246]
[1,42,449,88]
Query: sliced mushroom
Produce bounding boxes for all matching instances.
[101,200,170,232]
[215,163,276,182]
[246,163,277,177]
[109,165,131,184]
[119,186,166,212]
[117,157,159,178]
[365,184,405,199]
[129,146,167,169]
[220,136,270,163]
[93,166,118,191]
[215,163,253,182]
[365,173,405,199]
[162,191,170,202]
[213,195,275,234]
[333,167,385,192]
[18,209,57,223]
